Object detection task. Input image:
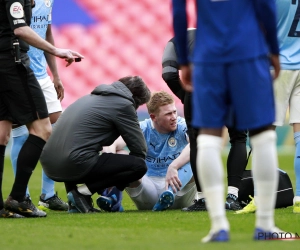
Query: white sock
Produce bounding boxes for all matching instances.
[227,186,239,197]
[197,192,205,200]
[77,185,92,195]
[251,130,278,231]
[197,134,229,232]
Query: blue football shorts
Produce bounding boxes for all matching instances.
[192,56,275,130]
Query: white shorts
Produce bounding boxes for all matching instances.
[125,175,196,210]
[38,76,62,114]
[273,70,300,126]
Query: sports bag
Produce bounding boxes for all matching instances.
[238,168,294,208]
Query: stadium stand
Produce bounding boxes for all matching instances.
[48,0,293,150]
[50,0,198,111]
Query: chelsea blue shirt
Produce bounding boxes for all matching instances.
[28,0,53,79]
[172,0,279,64]
[140,117,190,177]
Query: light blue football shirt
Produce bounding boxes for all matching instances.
[140,116,190,177]
[276,0,300,69]
[28,0,54,79]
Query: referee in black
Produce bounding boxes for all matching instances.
[0,0,83,218]
[162,28,248,211]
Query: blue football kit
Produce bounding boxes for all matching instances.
[172,0,279,130]
[140,117,192,180]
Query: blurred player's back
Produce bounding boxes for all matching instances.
[276,0,300,69]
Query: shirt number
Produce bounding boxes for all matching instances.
[288,0,300,37]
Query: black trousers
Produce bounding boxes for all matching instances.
[65,153,147,194]
[184,92,248,193]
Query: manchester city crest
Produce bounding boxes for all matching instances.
[168,137,177,147]
[44,0,51,7]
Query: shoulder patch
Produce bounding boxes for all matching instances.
[10,2,24,19]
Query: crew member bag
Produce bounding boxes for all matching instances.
[238,168,294,208]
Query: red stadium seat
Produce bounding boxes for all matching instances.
[53,35,70,49]
[59,24,86,44]
[54,0,186,111]
[77,0,99,10]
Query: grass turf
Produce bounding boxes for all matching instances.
[1,154,300,250]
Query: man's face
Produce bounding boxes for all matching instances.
[152,103,177,133]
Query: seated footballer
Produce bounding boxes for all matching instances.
[103,91,196,211]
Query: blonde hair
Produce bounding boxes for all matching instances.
[146,91,174,114]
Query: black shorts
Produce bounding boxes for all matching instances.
[0,52,48,125]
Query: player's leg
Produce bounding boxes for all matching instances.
[126,176,160,210]
[36,76,67,211]
[0,58,27,218]
[288,70,300,213]
[184,92,201,190]
[229,57,283,239]
[171,164,194,193]
[262,69,300,215]
[235,69,294,215]
[153,164,195,211]
[172,181,197,209]
[250,127,279,238]
[181,92,206,211]
[293,123,300,213]
[3,55,51,217]
[7,117,52,217]
[10,125,30,197]
[0,120,24,218]
[197,129,228,244]
[225,128,248,211]
[193,63,229,242]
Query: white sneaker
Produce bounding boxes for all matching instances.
[201,229,229,243]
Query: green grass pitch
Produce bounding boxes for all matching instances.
[1,154,300,250]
